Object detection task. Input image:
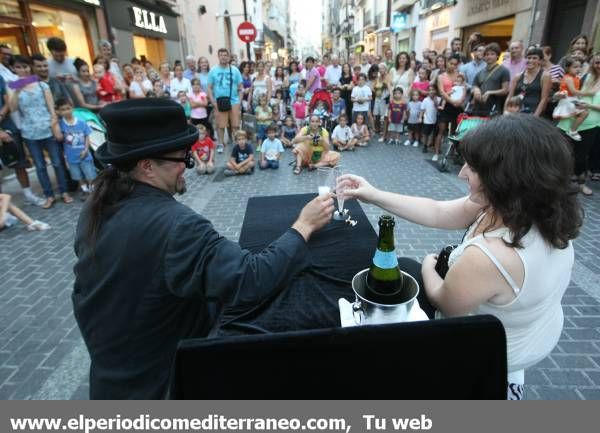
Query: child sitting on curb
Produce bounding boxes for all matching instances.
[331,114,355,151]
[225,130,255,176]
[280,115,297,148]
[191,124,215,175]
[259,124,284,170]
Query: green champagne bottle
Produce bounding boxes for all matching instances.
[366,215,404,304]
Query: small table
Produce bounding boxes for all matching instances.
[216,193,377,336]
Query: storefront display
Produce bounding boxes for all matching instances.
[105,0,181,67]
[453,0,532,49]
[0,0,102,62]
[462,16,514,53]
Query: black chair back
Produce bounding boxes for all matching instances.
[170,314,507,399]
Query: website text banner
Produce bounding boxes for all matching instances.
[1,401,597,433]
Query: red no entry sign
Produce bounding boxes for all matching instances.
[237,21,257,43]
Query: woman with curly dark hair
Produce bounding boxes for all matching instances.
[338,114,582,400]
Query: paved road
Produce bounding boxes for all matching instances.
[1,136,599,400]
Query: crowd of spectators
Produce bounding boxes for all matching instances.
[0,33,599,233]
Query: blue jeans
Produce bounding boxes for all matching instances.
[68,159,98,182]
[259,159,279,170]
[24,136,68,198]
[256,123,269,144]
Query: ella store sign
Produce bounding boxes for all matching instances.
[131,6,167,34]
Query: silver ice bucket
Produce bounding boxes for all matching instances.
[351,268,419,325]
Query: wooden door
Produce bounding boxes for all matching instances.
[0,26,28,55]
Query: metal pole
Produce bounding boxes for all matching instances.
[346,2,350,61]
[242,0,252,61]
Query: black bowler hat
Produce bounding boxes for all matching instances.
[94,98,198,164]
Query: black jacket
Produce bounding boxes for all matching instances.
[72,182,309,399]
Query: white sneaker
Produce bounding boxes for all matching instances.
[566,130,582,141]
[217,144,224,153]
[24,192,46,207]
[26,220,51,231]
[413,141,420,147]
[403,140,411,146]
[432,154,439,162]
[378,137,385,142]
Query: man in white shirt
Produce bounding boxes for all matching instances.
[325,55,342,87]
[169,64,192,99]
[0,44,18,83]
[359,53,370,75]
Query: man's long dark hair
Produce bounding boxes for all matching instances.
[85,162,137,248]
[460,114,583,249]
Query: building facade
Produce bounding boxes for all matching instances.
[106,0,183,66]
[323,0,599,60]
[262,0,288,61]
[177,0,262,66]
[177,0,292,65]
[530,0,599,59]
[390,0,418,54]
[0,0,107,65]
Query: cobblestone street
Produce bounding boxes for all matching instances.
[1,137,600,400]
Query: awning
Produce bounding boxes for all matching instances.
[131,0,180,17]
[76,0,103,7]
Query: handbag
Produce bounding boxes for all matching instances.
[216,66,233,112]
[0,137,19,168]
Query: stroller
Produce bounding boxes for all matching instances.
[438,104,497,172]
[309,89,334,131]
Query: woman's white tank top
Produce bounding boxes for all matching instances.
[445,218,574,373]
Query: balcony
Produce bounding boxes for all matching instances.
[420,0,456,9]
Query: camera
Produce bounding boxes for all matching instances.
[312,134,321,145]
[435,245,458,278]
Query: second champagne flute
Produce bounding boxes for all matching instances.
[332,166,346,220]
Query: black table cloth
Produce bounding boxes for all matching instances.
[217,193,377,335]
[172,194,508,399]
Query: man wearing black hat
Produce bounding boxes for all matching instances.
[72,98,334,399]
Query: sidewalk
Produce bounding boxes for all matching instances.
[1,138,599,399]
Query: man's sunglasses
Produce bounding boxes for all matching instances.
[152,150,195,169]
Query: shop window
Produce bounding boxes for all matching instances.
[397,39,409,53]
[0,0,24,20]
[30,4,92,65]
[133,35,166,66]
[431,28,448,54]
[0,24,26,54]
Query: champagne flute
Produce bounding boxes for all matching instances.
[332,166,346,220]
[317,167,334,196]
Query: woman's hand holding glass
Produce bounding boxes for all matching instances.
[336,174,378,204]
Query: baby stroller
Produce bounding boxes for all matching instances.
[309,89,334,131]
[73,108,107,169]
[438,104,497,172]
